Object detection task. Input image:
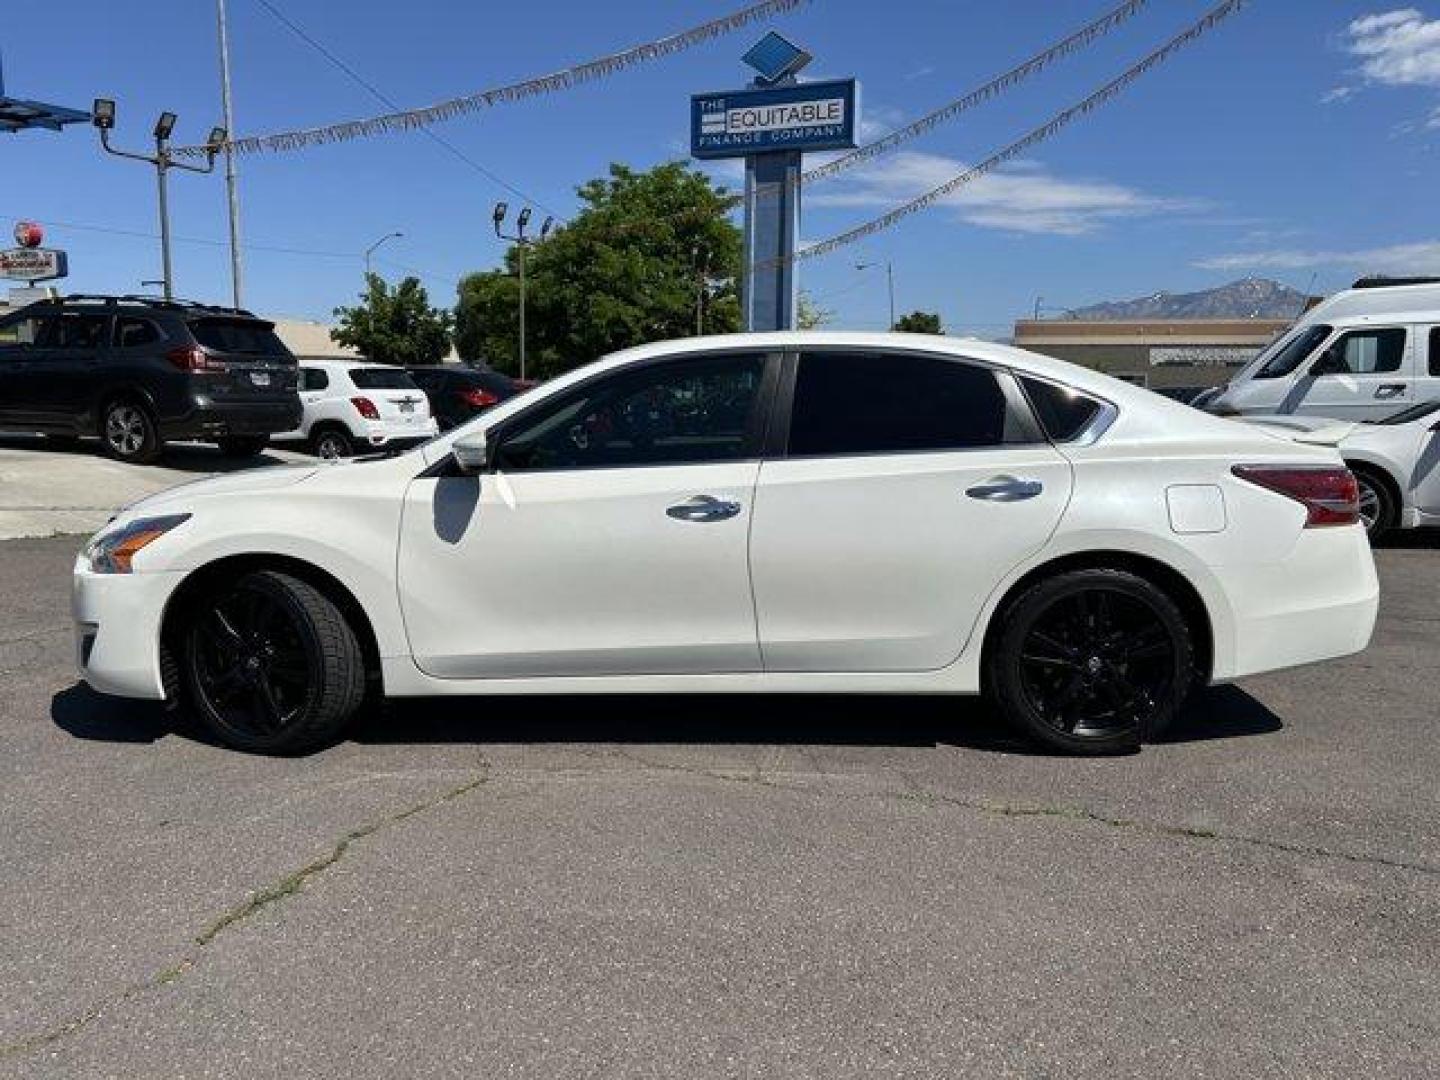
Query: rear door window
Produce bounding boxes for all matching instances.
[300,368,330,391]
[788,351,1021,456]
[349,367,419,390]
[189,318,291,358]
[0,311,53,347]
[48,312,109,350]
[113,317,162,349]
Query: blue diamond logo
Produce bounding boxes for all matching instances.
[742,32,812,85]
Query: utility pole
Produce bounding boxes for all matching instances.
[216,0,243,308]
[857,261,896,328]
[91,100,225,301]
[364,231,402,277]
[493,204,552,382]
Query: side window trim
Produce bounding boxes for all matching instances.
[485,349,784,474]
[776,346,1044,461]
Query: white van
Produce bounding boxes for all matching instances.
[1200,279,1440,421]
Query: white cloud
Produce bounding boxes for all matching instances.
[1321,85,1357,104]
[1196,240,1440,272]
[1346,8,1440,87]
[808,150,1199,236]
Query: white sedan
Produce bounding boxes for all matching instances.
[1240,402,1440,541]
[73,333,1379,756]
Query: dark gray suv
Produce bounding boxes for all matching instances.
[0,294,302,463]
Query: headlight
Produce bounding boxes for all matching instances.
[83,514,191,574]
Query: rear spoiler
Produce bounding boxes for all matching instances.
[1288,423,1357,447]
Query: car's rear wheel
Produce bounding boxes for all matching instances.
[312,427,354,460]
[217,436,269,459]
[1351,466,1396,542]
[100,399,162,464]
[182,570,366,754]
[987,569,1193,755]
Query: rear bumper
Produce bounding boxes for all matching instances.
[1213,524,1379,682]
[160,397,302,440]
[359,419,438,447]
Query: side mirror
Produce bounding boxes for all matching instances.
[453,431,490,475]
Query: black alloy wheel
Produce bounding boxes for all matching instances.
[988,569,1193,755]
[313,428,354,460]
[100,399,162,464]
[183,571,365,754]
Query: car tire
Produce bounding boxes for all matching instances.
[182,570,366,755]
[312,427,354,460]
[986,568,1194,756]
[99,398,162,464]
[217,436,269,459]
[1351,466,1397,543]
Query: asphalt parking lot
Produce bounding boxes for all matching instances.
[1,525,1437,1078]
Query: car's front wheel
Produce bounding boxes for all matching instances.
[1352,467,1396,542]
[100,399,162,464]
[182,570,366,754]
[986,569,1193,755]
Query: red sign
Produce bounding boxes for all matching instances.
[13,221,43,248]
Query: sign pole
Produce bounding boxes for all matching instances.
[743,150,800,332]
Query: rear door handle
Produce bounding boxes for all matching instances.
[666,494,742,523]
[966,476,1044,502]
[1375,383,1407,398]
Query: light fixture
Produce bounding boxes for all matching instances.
[91,98,116,130]
[207,125,227,150]
[153,112,178,141]
[516,207,532,234]
[492,202,508,226]
[540,216,554,239]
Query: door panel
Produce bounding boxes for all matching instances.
[1292,326,1413,420]
[399,463,761,677]
[749,446,1072,671]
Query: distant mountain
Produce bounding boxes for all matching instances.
[1066,278,1309,321]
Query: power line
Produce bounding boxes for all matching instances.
[175,0,812,157]
[250,0,563,218]
[788,0,1252,266]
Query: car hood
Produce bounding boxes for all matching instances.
[122,462,321,515]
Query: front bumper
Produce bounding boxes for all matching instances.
[72,557,183,700]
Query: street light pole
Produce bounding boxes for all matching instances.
[216,0,243,309]
[364,231,402,277]
[493,204,553,383]
[856,260,896,328]
[91,101,224,302]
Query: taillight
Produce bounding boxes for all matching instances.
[458,387,499,409]
[351,396,380,420]
[165,345,223,372]
[1232,465,1360,527]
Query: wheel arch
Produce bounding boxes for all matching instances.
[1343,455,1404,513]
[980,549,1214,687]
[93,383,161,430]
[159,552,383,699]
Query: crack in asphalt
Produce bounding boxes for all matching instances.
[0,761,490,1062]
[596,746,1440,880]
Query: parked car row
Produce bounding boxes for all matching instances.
[0,293,518,463]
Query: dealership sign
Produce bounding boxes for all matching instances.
[0,246,68,282]
[690,78,857,159]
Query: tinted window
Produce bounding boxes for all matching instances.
[1256,325,1331,379]
[49,312,108,349]
[1431,327,1440,377]
[1316,328,1406,375]
[189,318,290,357]
[788,351,1013,456]
[349,367,418,390]
[495,354,766,472]
[405,368,445,389]
[1020,377,1104,441]
[0,311,52,347]
[113,317,161,349]
[300,368,330,391]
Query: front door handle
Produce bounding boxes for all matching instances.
[666,494,742,523]
[1375,383,1407,398]
[966,476,1044,502]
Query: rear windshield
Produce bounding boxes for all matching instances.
[1255,324,1331,379]
[350,367,418,390]
[458,369,518,396]
[189,318,292,359]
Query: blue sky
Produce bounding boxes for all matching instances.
[5,0,1440,337]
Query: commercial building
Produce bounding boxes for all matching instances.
[1011,317,1291,391]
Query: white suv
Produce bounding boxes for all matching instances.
[274,359,438,458]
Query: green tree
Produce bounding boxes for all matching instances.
[796,290,834,330]
[893,310,944,334]
[332,274,454,365]
[456,162,742,379]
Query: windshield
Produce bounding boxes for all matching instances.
[1372,399,1440,426]
[350,367,418,390]
[1254,324,1332,379]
